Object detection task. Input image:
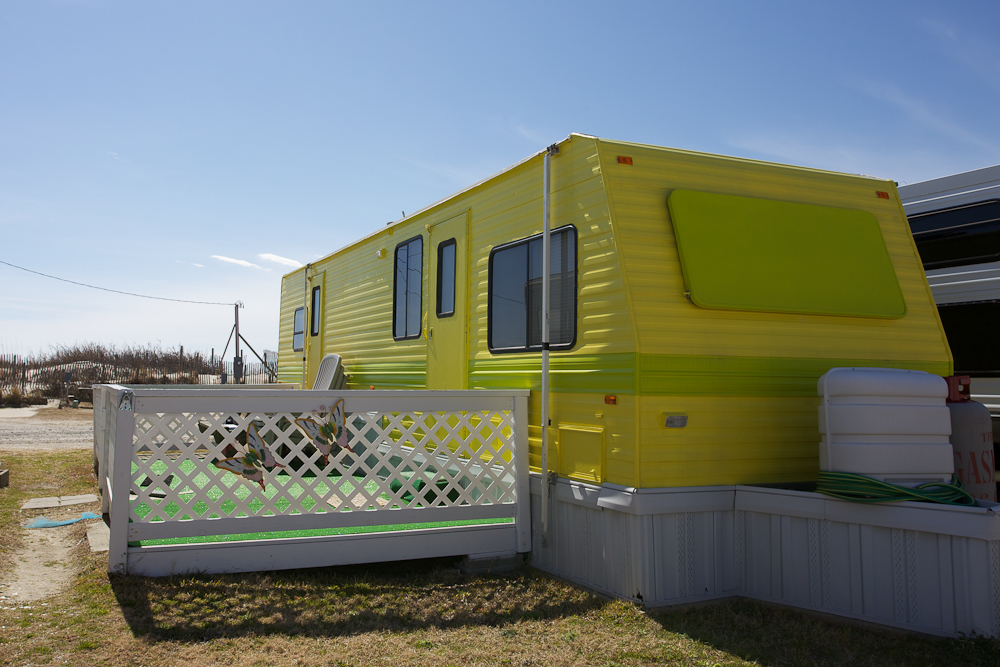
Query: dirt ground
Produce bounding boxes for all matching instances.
[0,403,94,450]
[1,406,98,608]
[3,522,81,603]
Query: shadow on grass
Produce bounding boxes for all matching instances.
[111,557,604,641]
[648,597,1000,667]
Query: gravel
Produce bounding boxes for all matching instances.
[0,406,93,451]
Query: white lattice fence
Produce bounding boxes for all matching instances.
[98,387,530,576]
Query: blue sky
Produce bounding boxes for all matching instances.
[1,0,998,357]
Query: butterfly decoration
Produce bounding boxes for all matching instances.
[214,423,285,491]
[295,399,352,467]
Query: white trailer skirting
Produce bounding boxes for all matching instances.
[530,476,1000,638]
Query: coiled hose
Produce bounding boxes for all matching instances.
[816,471,976,506]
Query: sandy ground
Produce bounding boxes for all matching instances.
[0,405,99,606]
[0,404,94,451]
[2,523,81,603]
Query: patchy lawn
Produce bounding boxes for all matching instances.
[1,449,998,666]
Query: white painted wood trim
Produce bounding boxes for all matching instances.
[135,389,528,414]
[108,388,134,575]
[735,486,1000,540]
[129,503,516,541]
[125,523,517,577]
[94,386,112,514]
[514,394,531,552]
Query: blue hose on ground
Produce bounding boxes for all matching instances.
[816,471,976,506]
[24,512,102,528]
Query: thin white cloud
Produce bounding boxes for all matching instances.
[922,18,957,41]
[258,253,302,268]
[729,133,974,186]
[397,155,485,188]
[857,80,996,152]
[211,255,265,270]
[921,19,1000,92]
[175,260,205,268]
[490,116,550,146]
[511,123,548,146]
[730,134,873,175]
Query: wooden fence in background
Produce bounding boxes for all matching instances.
[0,354,276,396]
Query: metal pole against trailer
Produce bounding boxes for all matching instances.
[302,264,310,389]
[541,143,558,548]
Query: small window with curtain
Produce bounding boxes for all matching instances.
[437,238,456,317]
[310,286,322,336]
[393,235,423,340]
[292,307,305,351]
[488,225,577,353]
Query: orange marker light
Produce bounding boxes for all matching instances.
[604,395,617,405]
[617,156,633,165]
[876,191,890,199]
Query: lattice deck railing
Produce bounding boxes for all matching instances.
[96,386,530,575]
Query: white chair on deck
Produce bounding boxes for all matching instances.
[311,354,347,390]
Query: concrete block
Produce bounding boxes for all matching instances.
[21,497,61,510]
[20,494,99,510]
[87,522,110,552]
[59,494,99,506]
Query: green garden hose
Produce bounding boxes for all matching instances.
[816,471,976,506]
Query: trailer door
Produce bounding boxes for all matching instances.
[426,212,468,389]
[306,270,326,388]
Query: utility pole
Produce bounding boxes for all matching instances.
[234,303,243,384]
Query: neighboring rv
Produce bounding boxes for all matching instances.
[278,134,951,490]
[900,165,1000,389]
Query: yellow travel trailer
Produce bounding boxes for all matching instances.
[277,133,951,490]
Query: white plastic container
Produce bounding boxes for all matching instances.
[818,367,954,486]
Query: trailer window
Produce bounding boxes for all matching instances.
[488,226,577,353]
[310,286,322,336]
[293,307,305,351]
[437,238,456,317]
[393,235,423,340]
[909,200,1000,270]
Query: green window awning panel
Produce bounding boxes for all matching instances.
[667,190,906,319]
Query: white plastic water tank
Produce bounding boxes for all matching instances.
[818,367,954,487]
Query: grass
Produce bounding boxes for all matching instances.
[1,449,999,666]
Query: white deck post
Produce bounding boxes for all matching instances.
[99,386,118,515]
[514,393,531,552]
[93,386,109,514]
[107,388,134,575]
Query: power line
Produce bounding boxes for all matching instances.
[0,259,235,306]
